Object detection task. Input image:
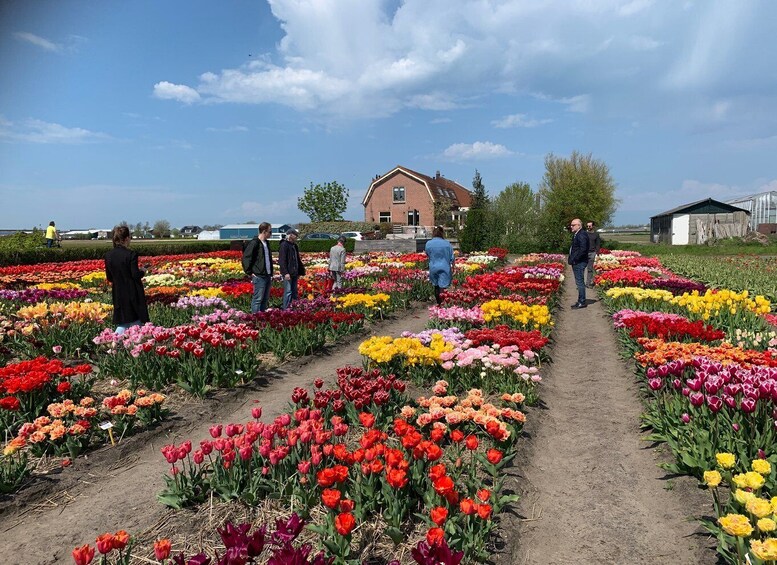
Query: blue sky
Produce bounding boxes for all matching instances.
[2,0,777,230]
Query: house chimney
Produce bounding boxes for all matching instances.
[435,170,441,179]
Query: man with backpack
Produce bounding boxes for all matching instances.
[242,222,274,313]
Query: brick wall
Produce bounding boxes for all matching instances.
[364,171,434,226]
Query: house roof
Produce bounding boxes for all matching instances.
[651,198,750,218]
[220,224,259,229]
[362,165,473,208]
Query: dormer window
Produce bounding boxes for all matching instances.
[393,186,405,203]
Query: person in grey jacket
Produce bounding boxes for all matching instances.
[279,229,306,309]
[328,235,347,290]
[585,221,601,288]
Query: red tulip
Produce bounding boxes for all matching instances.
[335,512,356,536]
[154,539,172,560]
[72,544,95,565]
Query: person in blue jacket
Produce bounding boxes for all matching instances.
[424,225,455,305]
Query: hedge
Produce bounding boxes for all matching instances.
[0,239,355,267]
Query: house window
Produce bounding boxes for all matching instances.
[379,211,391,223]
[393,186,405,203]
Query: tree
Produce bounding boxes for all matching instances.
[298,181,349,222]
[152,219,171,239]
[132,222,143,238]
[490,182,539,252]
[536,151,618,251]
[433,199,454,228]
[458,170,491,252]
[143,222,151,238]
[171,228,181,238]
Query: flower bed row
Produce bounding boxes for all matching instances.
[0,250,505,496]
[596,249,777,564]
[64,249,571,563]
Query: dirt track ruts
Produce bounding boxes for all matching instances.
[506,267,716,565]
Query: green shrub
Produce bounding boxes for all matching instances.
[0,241,232,267]
[0,229,47,253]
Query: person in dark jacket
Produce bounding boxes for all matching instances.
[242,222,274,313]
[278,229,305,309]
[567,218,590,309]
[105,225,150,334]
[585,221,601,288]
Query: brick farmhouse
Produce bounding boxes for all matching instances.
[362,165,473,229]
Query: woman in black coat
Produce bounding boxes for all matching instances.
[104,225,150,333]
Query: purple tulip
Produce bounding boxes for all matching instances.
[759,449,767,459]
[682,387,691,397]
[658,366,670,378]
[706,396,722,413]
[723,395,737,409]
[687,378,702,392]
[681,413,691,424]
[672,378,682,390]
[741,398,757,413]
[733,423,741,432]
[689,392,705,407]
[647,367,658,379]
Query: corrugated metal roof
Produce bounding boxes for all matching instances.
[651,198,750,218]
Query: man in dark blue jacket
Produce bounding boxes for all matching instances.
[567,218,590,309]
[279,229,306,309]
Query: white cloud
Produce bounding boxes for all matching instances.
[0,116,109,144]
[430,117,452,124]
[442,141,512,161]
[225,198,299,220]
[205,125,249,132]
[662,2,753,90]
[618,0,655,17]
[629,35,663,51]
[492,113,552,128]
[13,31,61,52]
[617,179,763,213]
[559,95,591,113]
[148,0,777,131]
[153,81,201,104]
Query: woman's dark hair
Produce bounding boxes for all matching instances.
[432,225,445,238]
[49,221,55,226]
[112,225,131,247]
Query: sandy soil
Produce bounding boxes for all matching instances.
[0,307,432,565]
[498,269,718,565]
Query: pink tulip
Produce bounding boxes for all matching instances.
[648,378,663,391]
[689,392,704,407]
[251,407,262,419]
[209,425,222,438]
[681,413,691,424]
[733,423,741,432]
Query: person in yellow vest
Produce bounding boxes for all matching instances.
[45,221,58,248]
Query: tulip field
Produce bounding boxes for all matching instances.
[596,252,777,564]
[1,244,776,564]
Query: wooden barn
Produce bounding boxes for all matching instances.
[650,198,750,245]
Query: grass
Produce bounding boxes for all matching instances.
[603,236,777,256]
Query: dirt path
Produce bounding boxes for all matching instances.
[505,268,717,565]
[0,307,432,565]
